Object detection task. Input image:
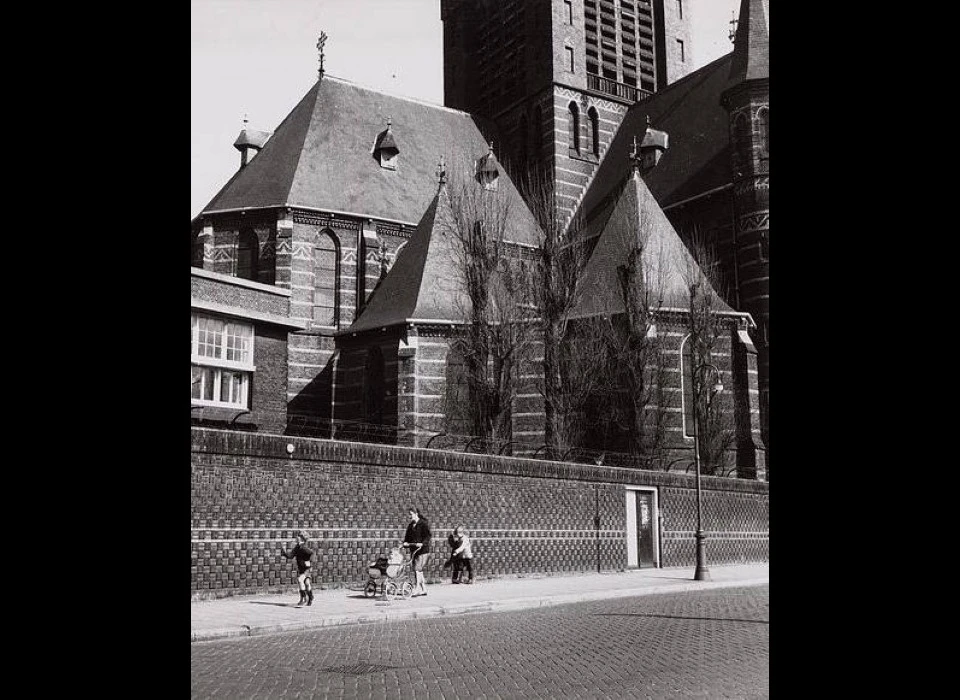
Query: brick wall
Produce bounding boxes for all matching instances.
[191,427,768,599]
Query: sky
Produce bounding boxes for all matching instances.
[192,0,742,219]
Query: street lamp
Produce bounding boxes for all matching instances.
[691,362,723,581]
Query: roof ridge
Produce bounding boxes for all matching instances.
[322,73,473,118]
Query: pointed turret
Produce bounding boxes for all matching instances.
[345,160,469,334]
[726,0,769,89]
[721,0,769,459]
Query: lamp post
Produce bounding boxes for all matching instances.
[691,362,723,581]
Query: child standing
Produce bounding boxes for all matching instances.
[450,525,474,584]
[279,530,315,606]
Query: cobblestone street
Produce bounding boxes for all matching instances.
[191,584,769,698]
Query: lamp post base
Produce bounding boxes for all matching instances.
[694,531,711,581]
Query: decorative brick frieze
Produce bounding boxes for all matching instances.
[292,211,362,231]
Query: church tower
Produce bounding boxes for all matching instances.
[441,0,694,220]
[721,0,769,452]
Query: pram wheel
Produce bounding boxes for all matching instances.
[400,582,414,599]
[384,581,399,600]
[364,580,378,598]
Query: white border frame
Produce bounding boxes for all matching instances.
[625,486,660,569]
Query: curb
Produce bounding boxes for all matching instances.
[192,576,768,643]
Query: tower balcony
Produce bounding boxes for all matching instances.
[586,73,652,103]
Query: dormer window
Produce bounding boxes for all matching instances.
[374,117,400,171]
[380,149,398,170]
[476,142,500,190]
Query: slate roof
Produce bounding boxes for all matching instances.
[568,171,733,321]
[199,75,535,231]
[577,53,734,219]
[344,183,469,334]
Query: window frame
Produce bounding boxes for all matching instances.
[313,229,341,328]
[191,313,255,409]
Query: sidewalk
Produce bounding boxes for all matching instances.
[192,563,768,643]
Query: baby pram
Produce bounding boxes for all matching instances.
[364,547,414,600]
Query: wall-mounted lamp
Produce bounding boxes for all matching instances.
[286,443,295,455]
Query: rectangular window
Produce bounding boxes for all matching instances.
[677,0,683,20]
[565,46,575,72]
[564,0,573,24]
[676,38,685,62]
[191,313,254,409]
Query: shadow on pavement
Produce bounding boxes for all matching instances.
[247,601,301,608]
[595,612,769,624]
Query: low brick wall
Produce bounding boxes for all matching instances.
[191,427,768,599]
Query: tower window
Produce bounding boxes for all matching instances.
[588,107,600,157]
[564,0,573,25]
[568,102,580,153]
[565,46,575,72]
[677,0,683,20]
[676,39,685,62]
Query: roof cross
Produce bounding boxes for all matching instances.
[317,31,328,78]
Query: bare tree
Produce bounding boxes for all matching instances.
[592,198,676,468]
[679,232,737,475]
[520,167,597,458]
[444,160,538,450]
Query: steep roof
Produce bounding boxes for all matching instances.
[200,75,535,229]
[727,0,769,88]
[345,183,469,334]
[578,53,734,217]
[569,171,733,321]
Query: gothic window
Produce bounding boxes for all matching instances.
[568,102,580,153]
[588,107,600,157]
[313,229,340,327]
[734,113,751,151]
[680,334,696,438]
[191,232,204,268]
[757,107,769,158]
[236,229,259,281]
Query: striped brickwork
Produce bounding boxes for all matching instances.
[552,85,629,225]
[724,82,769,451]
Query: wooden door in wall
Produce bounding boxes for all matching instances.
[625,488,659,568]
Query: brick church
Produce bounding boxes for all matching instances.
[191,0,769,479]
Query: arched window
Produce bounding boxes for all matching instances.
[734,113,751,151]
[191,232,204,268]
[588,107,600,157]
[568,102,580,153]
[680,334,696,438]
[236,229,259,281]
[363,346,385,425]
[313,230,340,327]
[757,107,769,157]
